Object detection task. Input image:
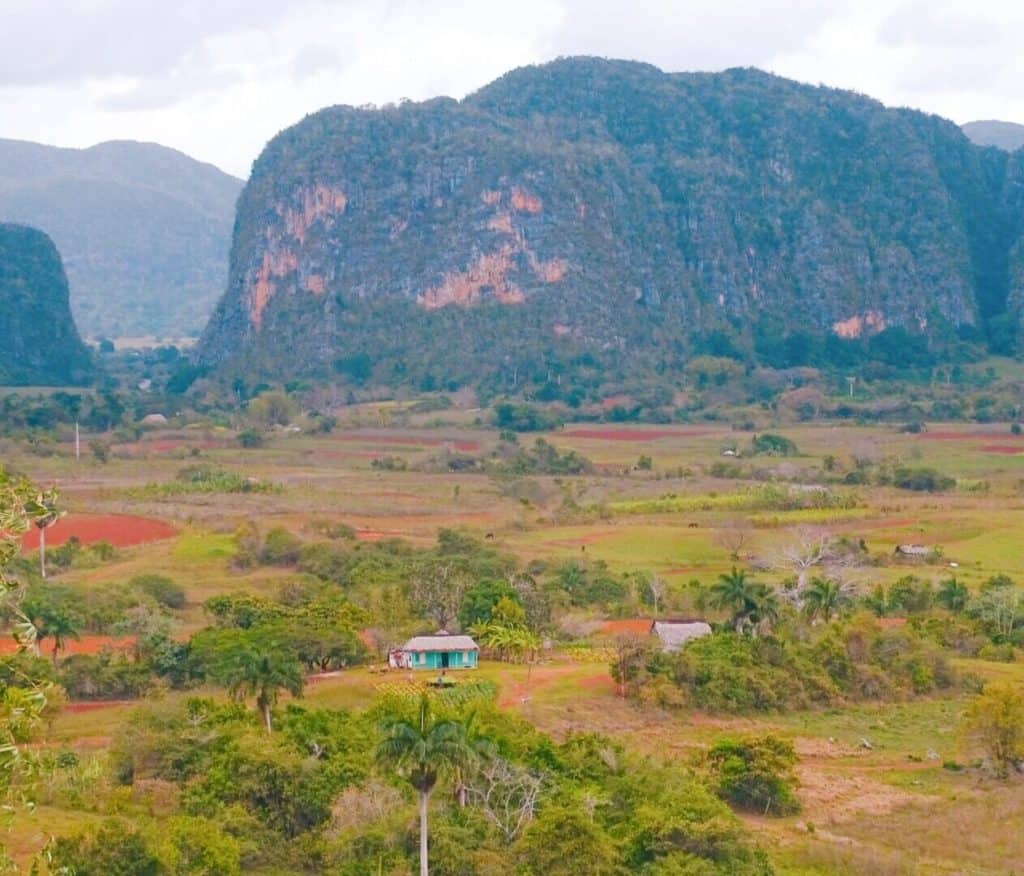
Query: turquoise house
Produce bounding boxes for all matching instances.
[401,632,479,670]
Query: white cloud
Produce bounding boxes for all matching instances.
[0,0,1021,178]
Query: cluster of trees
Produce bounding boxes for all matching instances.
[50,692,775,875]
[615,562,1024,713]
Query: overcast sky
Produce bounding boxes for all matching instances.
[2,0,1022,178]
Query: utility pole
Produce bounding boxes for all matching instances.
[75,421,80,461]
[846,376,856,398]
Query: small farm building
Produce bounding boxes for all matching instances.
[398,632,479,670]
[895,544,930,558]
[650,619,712,652]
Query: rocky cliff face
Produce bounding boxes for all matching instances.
[0,139,243,339]
[0,223,91,385]
[197,58,1024,385]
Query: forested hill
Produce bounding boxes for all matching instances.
[0,139,243,339]
[197,58,1024,390]
[0,223,91,385]
[962,120,1024,152]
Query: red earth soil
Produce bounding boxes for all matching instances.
[980,445,1024,455]
[918,431,1024,442]
[332,433,480,452]
[560,428,710,441]
[598,619,653,637]
[126,439,227,453]
[21,514,177,550]
[0,635,135,657]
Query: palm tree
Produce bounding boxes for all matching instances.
[937,577,969,613]
[221,645,303,733]
[376,695,477,876]
[707,567,779,635]
[41,606,80,666]
[31,491,61,580]
[450,709,495,807]
[802,577,851,623]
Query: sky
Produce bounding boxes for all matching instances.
[2,0,1022,178]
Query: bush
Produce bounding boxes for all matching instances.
[260,527,302,565]
[51,819,161,875]
[237,428,264,448]
[708,734,801,815]
[892,466,956,492]
[961,683,1024,776]
[751,433,798,456]
[131,574,186,610]
[59,651,155,700]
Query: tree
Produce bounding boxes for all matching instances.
[207,636,304,733]
[31,489,62,579]
[961,684,1024,777]
[706,568,779,635]
[802,577,852,623]
[937,577,969,613]
[466,756,544,843]
[773,527,837,595]
[376,696,478,876]
[410,561,473,630]
[714,518,755,562]
[34,602,81,665]
[707,734,801,815]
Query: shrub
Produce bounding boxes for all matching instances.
[751,433,798,456]
[50,819,161,876]
[708,734,801,815]
[131,574,187,610]
[961,683,1024,776]
[892,466,956,492]
[260,527,302,565]
[59,651,154,700]
[237,428,264,448]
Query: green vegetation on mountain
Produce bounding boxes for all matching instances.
[198,58,1024,393]
[0,223,91,385]
[0,139,242,339]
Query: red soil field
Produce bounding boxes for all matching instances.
[21,514,177,550]
[0,635,135,657]
[561,428,709,441]
[599,619,653,636]
[980,445,1024,455]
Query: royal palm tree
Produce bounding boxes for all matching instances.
[802,577,851,623]
[31,490,61,580]
[707,567,780,635]
[376,696,477,876]
[221,645,303,733]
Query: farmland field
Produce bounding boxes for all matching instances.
[2,414,1024,873]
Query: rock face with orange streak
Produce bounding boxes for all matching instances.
[418,247,522,309]
[832,310,886,339]
[198,57,1024,382]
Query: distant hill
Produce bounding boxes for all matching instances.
[962,120,1024,151]
[0,139,243,340]
[0,223,91,385]
[197,58,1024,392]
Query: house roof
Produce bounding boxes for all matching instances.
[895,544,930,555]
[651,620,712,652]
[402,633,479,652]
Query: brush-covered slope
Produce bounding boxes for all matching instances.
[0,139,243,339]
[0,223,91,385]
[197,58,1024,387]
